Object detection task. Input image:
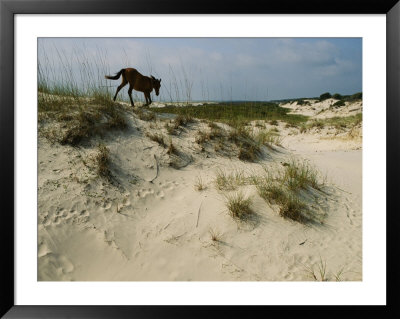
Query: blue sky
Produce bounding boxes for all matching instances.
[38,37,362,102]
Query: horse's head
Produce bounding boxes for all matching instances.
[151,76,161,96]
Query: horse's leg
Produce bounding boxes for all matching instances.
[144,92,149,106]
[144,92,152,106]
[113,78,127,101]
[128,85,134,107]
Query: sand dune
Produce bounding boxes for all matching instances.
[38,99,362,281]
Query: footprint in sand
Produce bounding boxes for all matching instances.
[137,188,155,198]
[103,202,112,210]
[159,180,179,191]
[69,210,90,225]
[65,209,78,221]
[38,253,74,280]
[38,242,51,258]
[156,191,165,199]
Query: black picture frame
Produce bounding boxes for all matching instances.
[1,0,399,318]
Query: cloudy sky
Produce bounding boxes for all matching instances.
[38,37,362,102]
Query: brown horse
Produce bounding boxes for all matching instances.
[105,68,161,107]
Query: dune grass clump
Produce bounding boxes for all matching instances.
[146,132,167,147]
[256,176,310,223]
[282,159,323,191]
[195,130,211,144]
[229,126,261,162]
[257,182,287,205]
[238,143,261,162]
[136,109,156,121]
[40,102,127,146]
[195,122,226,145]
[215,169,247,191]
[279,194,308,222]
[38,46,128,145]
[254,129,283,148]
[225,192,255,221]
[174,114,194,128]
[253,160,325,223]
[95,144,111,179]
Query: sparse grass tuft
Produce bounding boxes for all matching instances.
[174,114,194,128]
[254,129,283,148]
[167,139,178,155]
[146,132,167,147]
[215,169,247,191]
[225,191,255,221]
[194,175,206,191]
[209,228,222,242]
[95,144,111,179]
[136,109,156,121]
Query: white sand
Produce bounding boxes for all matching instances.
[38,99,362,281]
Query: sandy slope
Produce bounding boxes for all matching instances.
[38,99,362,281]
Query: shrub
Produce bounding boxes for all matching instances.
[332,100,345,107]
[350,92,362,100]
[319,92,332,101]
[333,93,343,100]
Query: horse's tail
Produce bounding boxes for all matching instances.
[105,69,125,80]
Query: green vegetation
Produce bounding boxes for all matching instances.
[215,169,247,191]
[228,126,263,162]
[215,159,326,224]
[38,47,128,145]
[225,191,255,221]
[319,92,362,102]
[319,92,332,101]
[152,102,308,127]
[324,113,361,129]
[281,159,323,191]
[39,99,127,145]
[332,100,345,107]
[304,113,362,132]
[255,160,325,223]
[254,129,283,148]
[296,99,311,106]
